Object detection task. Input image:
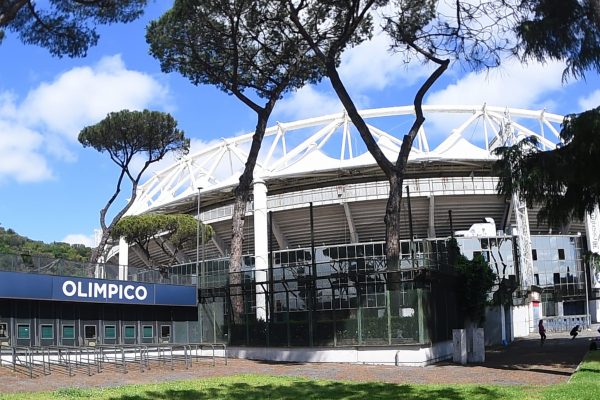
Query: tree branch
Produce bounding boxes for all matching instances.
[0,0,28,26]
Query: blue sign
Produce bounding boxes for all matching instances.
[0,271,196,306]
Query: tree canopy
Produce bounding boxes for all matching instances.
[495,0,600,224]
[495,107,600,225]
[79,109,189,263]
[285,0,514,271]
[112,213,212,268]
[0,0,148,57]
[516,0,600,81]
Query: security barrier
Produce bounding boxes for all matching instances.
[0,342,227,377]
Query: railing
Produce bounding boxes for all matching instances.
[0,343,228,377]
[0,253,195,286]
[541,315,590,332]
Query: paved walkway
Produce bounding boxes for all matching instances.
[0,328,597,393]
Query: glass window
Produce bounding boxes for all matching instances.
[142,325,153,338]
[104,325,116,339]
[40,324,53,339]
[17,324,30,339]
[62,325,75,339]
[553,273,561,285]
[124,325,136,339]
[558,249,565,260]
[161,325,171,338]
[532,249,537,261]
[0,323,7,338]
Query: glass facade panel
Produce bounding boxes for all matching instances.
[196,235,585,348]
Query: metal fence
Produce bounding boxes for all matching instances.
[541,315,590,332]
[0,253,195,285]
[0,342,227,378]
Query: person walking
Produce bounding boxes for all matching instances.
[538,319,546,346]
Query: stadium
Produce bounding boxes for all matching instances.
[1,104,598,366]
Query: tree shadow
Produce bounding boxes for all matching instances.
[109,379,520,400]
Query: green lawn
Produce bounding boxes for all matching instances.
[1,352,599,400]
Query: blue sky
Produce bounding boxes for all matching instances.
[0,1,599,246]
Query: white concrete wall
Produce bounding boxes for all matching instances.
[590,300,600,324]
[512,304,531,338]
[227,341,453,366]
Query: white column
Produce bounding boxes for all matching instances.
[118,237,129,281]
[253,178,268,321]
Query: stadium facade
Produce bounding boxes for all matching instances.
[1,105,599,365]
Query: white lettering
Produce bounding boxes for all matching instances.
[124,285,134,300]
[108,284,119,298]
[77,282,87,297]
[94,283,107,298]
[61,279,149,302]
[135,286,148,300]
[62,281,76,297]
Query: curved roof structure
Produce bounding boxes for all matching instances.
[128,104,563,217]
[115,104,573,268]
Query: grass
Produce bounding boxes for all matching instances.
[0,353,599,400]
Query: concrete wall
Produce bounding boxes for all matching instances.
[227,341,453,366]
[590,300,600,324]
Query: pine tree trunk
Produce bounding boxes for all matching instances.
[229,186,249,325]
[228,110,272,326]
[386,175,403,289]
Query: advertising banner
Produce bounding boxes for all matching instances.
[0,271,196,306]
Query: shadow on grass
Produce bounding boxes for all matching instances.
[108,379,520,400]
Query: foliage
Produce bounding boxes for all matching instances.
[494,106,600,225]
[111,213,213,266]
[79,109,189,263]
[0,226,91,261]
[147,0,325,101]
[285,0,519,270]
[495,1,600,223]
[79,110,189,166]
[447,238,497,325]
[0,0,148,57]
[516,0,600,81]
[147,0,330,322]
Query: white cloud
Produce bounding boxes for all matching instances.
[424,59,569,142]
[578,90,600,111]
[0,118,53,183]
[428,59,567,108]
[339,32,431,92]
[0,55,170,184]
[275,86,344,121]
[21,55,169,140]
[62,233,96,247]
